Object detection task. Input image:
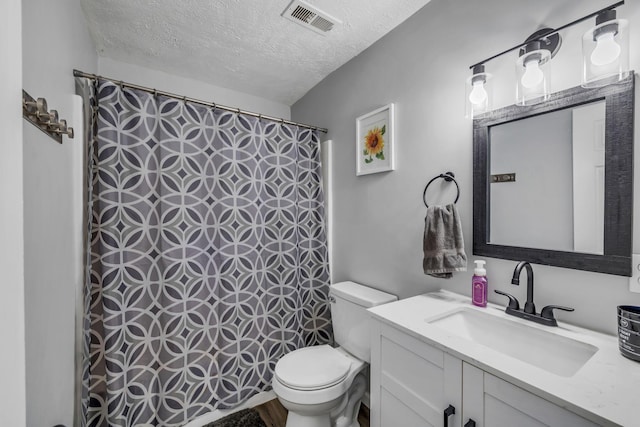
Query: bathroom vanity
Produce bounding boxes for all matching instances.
[368,291,639,427]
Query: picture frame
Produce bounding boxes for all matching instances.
[356,103,395,175]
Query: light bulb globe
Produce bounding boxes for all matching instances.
[591,32,621,66]
[521,60,544,89]
[468,82,487,105]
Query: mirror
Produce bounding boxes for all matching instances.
[489,100,606,253]
[473,75,634,276]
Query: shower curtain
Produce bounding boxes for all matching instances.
[78,78,331,427]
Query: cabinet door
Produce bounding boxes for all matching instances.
[371,321,462,427]
[464,364,599,427]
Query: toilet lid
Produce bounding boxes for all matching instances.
[275,345,352,391]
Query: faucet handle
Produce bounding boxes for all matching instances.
[540,305,574,322]
[494,290,520,310]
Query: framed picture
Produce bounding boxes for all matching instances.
[356,103,395,175]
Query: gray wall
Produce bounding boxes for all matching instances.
[22,0,98,426]
[292,0,640,334]
[0,0,25,425]
[98,57,291,119]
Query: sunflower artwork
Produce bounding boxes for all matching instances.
[356,103,395,175]
[363,125,386,163]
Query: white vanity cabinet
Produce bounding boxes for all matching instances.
[370,320,599,427]
[370,319,462,426]
[462,364,598,427]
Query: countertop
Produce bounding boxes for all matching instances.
[367,290,640,427]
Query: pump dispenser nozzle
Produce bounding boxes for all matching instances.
[474,260,486,276]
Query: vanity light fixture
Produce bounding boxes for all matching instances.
[465,1,627,117]
[465,64,492,119]
[516,30,561,106]
[582,9,629,87]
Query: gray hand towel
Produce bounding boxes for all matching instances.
[423,203,467,279]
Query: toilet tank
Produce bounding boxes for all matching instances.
[329,281,397,362]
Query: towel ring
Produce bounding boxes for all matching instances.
[423,172,460,208]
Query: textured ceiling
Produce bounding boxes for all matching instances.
[80,0,431,105]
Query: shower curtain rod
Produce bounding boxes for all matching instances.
[73,69,328,133]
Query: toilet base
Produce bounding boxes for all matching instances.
[285,410,361,427]
[285,411,332,427]
[278,372,367,427]
[280,395,342,427]
[334,402,362,427]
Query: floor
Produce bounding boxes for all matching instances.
[254,399,370,427]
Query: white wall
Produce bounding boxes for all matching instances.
[98,58,291,119]
[292,0,640,335]
[22,0,98,426]
[0,0,25,425]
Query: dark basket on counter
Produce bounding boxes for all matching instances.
[618,305,640,362]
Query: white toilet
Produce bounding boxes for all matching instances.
[272,281,397,427]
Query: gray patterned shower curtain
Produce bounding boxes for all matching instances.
[78,78,331,427]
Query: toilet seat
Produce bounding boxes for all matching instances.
[272,345,366,407]
[275,345,352,391]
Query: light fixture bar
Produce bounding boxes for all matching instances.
[469,0,624,70]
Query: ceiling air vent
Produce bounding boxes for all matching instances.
[282,0,341,35]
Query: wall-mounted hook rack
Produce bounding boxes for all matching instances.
[22,90,74,144]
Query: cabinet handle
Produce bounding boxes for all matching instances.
[443,404,455,427]
[464,419,476,427]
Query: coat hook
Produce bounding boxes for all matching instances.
[22,90,74,143]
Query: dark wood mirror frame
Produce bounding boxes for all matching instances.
[473,74,635,276]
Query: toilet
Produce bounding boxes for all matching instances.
[272,281,397,427]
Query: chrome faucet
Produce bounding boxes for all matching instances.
[495,261,574,327]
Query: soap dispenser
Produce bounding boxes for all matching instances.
[472,260,488,307]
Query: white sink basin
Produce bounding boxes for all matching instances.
[427,308,598,377]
